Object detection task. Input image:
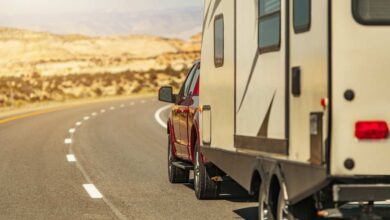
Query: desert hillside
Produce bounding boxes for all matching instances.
[0,28,201,107]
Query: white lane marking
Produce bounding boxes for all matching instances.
[110,106,115,110]
[101,109,106,113]
[76,121,82,126]
[84,116,90,121]
[130,102,135,106]
[120,104,125,108]
[92,112,97,116]
[66,154,77,162]
[140,100,146,104]
[64,138,72,144]
[83,184,103,199]
[154,105,172,129]
[69,128,76,134]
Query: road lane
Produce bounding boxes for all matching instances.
[0,97,257,219]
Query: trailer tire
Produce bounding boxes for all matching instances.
[194,140,220,200]
[290,196,316,220]
[168,138,189,183]
[276,188,315,220]
[258,184,273,220]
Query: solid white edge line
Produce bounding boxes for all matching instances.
[83,184,103,199]
[66,154,77,162]
[154,105,172,129]
[64,138,72,144]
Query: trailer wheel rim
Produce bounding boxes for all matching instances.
[277,192,291,220]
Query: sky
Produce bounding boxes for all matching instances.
[0,0,204,38]
[0,0,203,15]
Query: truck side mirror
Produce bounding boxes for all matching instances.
[158,86,175,103]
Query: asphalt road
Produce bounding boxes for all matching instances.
[0,97,257,220]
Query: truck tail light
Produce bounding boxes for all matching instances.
[355,121,389,140]
[193,78,199,96]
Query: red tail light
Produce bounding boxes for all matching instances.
[193,78,199,96]
[355,121,389,140]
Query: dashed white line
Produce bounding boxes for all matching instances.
[69,128,76,134]
[76,121,82,126]
[84,116,90,121]
[120,104,125,108]
[110,106,115,110]
[64,138,72,144]
[140,100,146,104]
[92,112,97,116]
[130,102,135,106]
[83,184,103,199]
[66,154,77,162]
[101,109,106,113]
[154,105,172,129]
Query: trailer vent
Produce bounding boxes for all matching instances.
[355,121,389,140]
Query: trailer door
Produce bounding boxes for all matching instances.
[289,0,328,165]
[331,0,390,176]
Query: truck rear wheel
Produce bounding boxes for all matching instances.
[194,140,220,200]
[168,138,189,183]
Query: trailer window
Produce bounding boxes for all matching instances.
[353,0,390,25]
[294,0,311,33]
[258,0,281,53]
[214,15,224,68]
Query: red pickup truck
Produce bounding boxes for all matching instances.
[158,61,220,199]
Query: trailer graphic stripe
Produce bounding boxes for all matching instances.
[202,0,212,38]
[257,91,276,137]
[235,135,287,155]
[237,51,260,112]
[208,0,222,27]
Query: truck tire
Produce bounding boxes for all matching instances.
[194,140,220,200]
[168,138,189,183]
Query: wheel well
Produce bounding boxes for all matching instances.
[250,171,262,197]
[268,175,281,216]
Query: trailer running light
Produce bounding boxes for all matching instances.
[355,121,389,140]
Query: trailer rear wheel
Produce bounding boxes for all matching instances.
[276,189,294,220]
[168,138,189,183]
[194,140,220,200]
[276,188,315,220]
[258,184,272,220]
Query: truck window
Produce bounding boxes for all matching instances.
[214,15,224,68]
[294,0,311,33]
[189,65,200,95]
[179,64,197,100]
[353,0,390,25]
[258,0,281,53]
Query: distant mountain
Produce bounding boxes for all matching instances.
[0,7,203,39]
[0,28,202,107]
[0,28,201,77]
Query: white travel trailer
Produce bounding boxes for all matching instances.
[198,0,390,219]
